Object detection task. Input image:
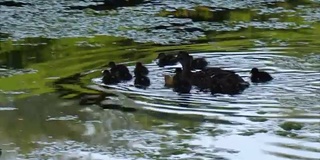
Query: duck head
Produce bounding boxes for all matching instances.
[157,53,166,59]
[250,68,259,74]
[177,51,190,60]
[108,61,116,68]
[103,70,111,76]
[136,62,143,67]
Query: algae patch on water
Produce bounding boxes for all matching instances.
[279,121,303,131]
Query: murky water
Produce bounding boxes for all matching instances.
[1,0,320,160]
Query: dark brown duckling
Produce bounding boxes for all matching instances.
[134,73,151,88]
[109,61,132,81]
[156,52,178,67]
[134,62,149,76]
[210,72,250,95]
[250,68,273,83]
[172,68,192,94]
[177,51,208,70]
[102,70,119,84]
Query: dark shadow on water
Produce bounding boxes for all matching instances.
[0,1,30,7]
[68,0,146,11]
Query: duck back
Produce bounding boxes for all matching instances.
[134,63,149,76]
[211,73,249,95]
[110,64,132,81]
[134,74,150,88]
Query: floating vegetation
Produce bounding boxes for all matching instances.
[279,121,303,131]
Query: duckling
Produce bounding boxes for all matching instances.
[134,73,151,88]
[172,68,192,94]
[134,62,149,76]
[210,72,250,95]
[250,68,273,83]
[164,74,174,87]
[108,61,132,81]
[156,52,178,67]
[177,51,208,70]
[102,70,119,84]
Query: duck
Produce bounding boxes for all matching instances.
[179,55,249,94]
[250,67,273,83]
[108,61,132,81]
[102,70,119,84]
[134,62,149,76]
[210,72,250,95]
[177,51,208,70]
[164,74,174,87]
[172,68,192,94]
[134,73,151,88]
[156,52,178,67]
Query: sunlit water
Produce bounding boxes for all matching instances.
[1,0,320,160]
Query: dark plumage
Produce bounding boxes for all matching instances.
[108,61,132,81]
[102,70,119,84]
[210,72,249,95]
[172,68,192,94]
[179,55,249,95]
[156,52,178,67]
[134,62,149,76]
[202,67,235,75]
[177,51,208,70]
[250,68,273,83]
[134,74,151,88]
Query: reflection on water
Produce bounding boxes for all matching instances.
[1,0,320,160]
[1,0,320,44]
[1,48,320,160]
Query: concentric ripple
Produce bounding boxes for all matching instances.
[93,49,319,118]
[87,48,320,159]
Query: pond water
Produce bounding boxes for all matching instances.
[0,0,320,160]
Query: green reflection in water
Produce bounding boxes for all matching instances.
[0,92,205,156]
[0,1,320,158]
[1,20,320,98]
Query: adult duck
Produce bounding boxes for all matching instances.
[177,51,208,70]
[250,68,273,83]
[108,61,132,81]
[156,52,178,67]
[102,70,119,84]
[134,62,149,76]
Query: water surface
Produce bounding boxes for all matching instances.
[0,0,320,160]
